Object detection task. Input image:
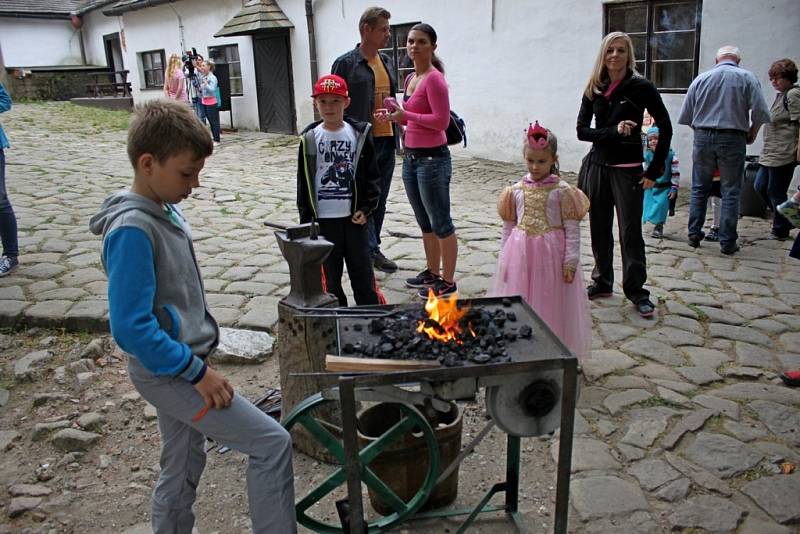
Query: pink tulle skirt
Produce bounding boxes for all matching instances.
[489,228,592,360]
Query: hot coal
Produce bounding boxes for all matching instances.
[340,305,535,367]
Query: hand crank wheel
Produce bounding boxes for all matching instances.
[282,393,441,533]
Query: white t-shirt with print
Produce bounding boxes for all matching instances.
[313,123,357,218]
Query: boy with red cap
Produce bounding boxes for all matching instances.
[296,74,384,305]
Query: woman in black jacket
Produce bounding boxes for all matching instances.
[577,31,672,318]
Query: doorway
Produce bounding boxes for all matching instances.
[253,31,296,134]
[103,33,124,82]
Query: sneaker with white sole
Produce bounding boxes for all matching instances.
[405,268,440,288]
[0,256,19,277]
[418,279,457,299]
[777,199,800,228]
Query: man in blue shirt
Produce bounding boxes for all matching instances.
[679,45,771,255]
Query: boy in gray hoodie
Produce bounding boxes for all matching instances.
[89,99,296,534]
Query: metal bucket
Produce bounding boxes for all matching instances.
[357,401,463,516]
[740,155,767,217]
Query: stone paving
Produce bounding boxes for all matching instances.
[2,102,800,532]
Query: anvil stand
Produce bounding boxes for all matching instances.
[270,222,342,462]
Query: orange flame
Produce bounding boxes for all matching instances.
[417,289,472,343]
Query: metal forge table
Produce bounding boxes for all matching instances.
[281,296,578,534]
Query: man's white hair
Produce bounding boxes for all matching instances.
[716,45,741,61]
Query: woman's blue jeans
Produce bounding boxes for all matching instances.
[204,104,220,142]
[402,150,454,238]
[754,162,796,238]
[0,149,19,258]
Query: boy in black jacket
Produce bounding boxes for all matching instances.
[297,74,383,305]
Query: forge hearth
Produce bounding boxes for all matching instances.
[335,296,562,368]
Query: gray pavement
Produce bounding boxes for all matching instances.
[2,102,800,532]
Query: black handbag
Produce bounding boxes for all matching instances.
[446,111,467,147]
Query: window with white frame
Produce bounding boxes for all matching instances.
[140,49,165,89]
[605,0,702,92]
[208,44,243,96]
[379,22,419,91]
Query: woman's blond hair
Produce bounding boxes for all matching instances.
[583,32,638,99]
[165,53,182,82]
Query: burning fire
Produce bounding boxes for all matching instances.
[417,289,474,343]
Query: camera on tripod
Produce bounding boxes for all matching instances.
[181,47,202,77]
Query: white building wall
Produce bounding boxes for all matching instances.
[305,0,800,181]
[0,18,84,67]
[82,10,125,67]
[117,0,260,130]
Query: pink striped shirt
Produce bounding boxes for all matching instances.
[402,69,450,149]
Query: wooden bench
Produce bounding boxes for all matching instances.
[86,71,131,98]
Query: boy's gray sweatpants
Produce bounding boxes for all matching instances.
[128,357,297,534]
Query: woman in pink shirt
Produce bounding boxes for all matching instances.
[388,23,458,299]
[163,54,187,102]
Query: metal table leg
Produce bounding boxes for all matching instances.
[339,377,365,534]
[554,359,577,534]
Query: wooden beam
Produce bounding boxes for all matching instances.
[325,355,440,372]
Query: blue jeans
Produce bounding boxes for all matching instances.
[754,162,796,238]
[367,136,397,255]
[402,149,454,238]
[0,149,19,258]
[687,129,747,248]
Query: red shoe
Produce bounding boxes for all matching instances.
[781,370,800,387]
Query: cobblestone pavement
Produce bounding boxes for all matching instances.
[2,103,800,532]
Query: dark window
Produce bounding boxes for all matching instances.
[208,44,243,96]
[379,22,419,92]
[605,0,702,92]
[140,49,165,89]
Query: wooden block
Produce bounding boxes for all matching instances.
[325,354,440,372]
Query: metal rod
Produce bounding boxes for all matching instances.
[435,419,496,486]
[339,377,365,534]
[554,359,578,534]
[505,434,521,513]
[456,482,506,534]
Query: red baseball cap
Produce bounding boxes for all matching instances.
[312,74,349,98]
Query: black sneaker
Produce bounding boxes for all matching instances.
[651,224,664,239]
[0,256,18,277]
[418,279,457,299]
[373,251,398,273]
[405,268,440,288]
[766,232,788,242]
[704,228,719,242]
[636,299,656,318]
[720,244,740,255]
[688,233,703,247]
[587,284,613,300]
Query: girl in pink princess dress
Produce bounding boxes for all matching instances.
[490,122,592,360]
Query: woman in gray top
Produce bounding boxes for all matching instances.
[755,58,800,240]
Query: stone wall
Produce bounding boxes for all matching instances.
[4,69,100,101]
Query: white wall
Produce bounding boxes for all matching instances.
[117,0,260,130]
[306,0,800,181]
[82,10,125,67]
[0,18,84,66]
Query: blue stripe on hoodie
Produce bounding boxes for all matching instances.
[105,225,207,383]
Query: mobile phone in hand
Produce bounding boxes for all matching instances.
[383,97,399,112]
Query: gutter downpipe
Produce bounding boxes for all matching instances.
[305,0,319,119]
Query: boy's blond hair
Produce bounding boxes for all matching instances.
[127,99,213,168]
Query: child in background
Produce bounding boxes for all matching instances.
[704,169,722,241]
[489,122,591,360]
[89,100,296,533]
[297,74,384,306]
[642,126,679,238]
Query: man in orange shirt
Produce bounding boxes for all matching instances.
[332,6,400,273]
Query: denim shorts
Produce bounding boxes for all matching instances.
[402,148,454,238]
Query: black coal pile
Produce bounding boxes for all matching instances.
[340,298,533,367]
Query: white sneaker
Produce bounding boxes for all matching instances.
[0,256,19,277]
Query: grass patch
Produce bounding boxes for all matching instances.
[61,103,131,131]
[637,396,685,410]
[687,303,707,321]
[743,466,770,481]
